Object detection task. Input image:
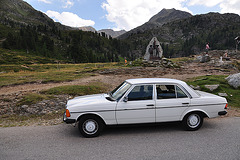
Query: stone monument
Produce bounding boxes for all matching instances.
[144,37,163,61]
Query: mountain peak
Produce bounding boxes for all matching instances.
[118,8,192,39]
[148,8,192,25]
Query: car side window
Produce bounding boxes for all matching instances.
[156,85,176,99]
[128,85,153,101]
[176,86,188,98]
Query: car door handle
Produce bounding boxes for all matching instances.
[146,104,154,106]
[182,103,189,106]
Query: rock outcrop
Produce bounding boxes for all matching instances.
[226,73,240,89]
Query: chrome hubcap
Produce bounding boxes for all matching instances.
[188,114,200,128]
[83,119,98,135]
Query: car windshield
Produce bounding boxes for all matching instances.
[109,81,131,101]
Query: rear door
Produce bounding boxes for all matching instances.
[155,84,190,122]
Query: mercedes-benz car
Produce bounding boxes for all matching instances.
[63,78,227,138]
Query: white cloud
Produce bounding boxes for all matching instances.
[102,0,191,31]
[188,0,240,15]
[46,10,95,27]
[38,0,52,4]
[220,0,240,15]
[62,0,74,8]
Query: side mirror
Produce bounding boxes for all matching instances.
[123,96,128,102]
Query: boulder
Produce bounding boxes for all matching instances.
[190,85,200,90]
[225,73,240,89]
[196,56,202,62]
[200,55,211,63]
[218,93,228,97]
[205,84,219,91]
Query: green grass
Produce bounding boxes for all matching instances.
[41,84,108,96]
[0,63,119,87]
[187,75,240,107]
[17,93,54,106]
[0,71,88,86]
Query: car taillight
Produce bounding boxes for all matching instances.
[66,109,71,117]
[224,104,228,109]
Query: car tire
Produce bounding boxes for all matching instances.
[182,112,203,131]
[78,116,104,138]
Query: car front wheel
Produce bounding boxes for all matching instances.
[78,116,104,138]
[182,112,203,131]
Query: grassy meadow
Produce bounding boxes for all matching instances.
[0,62,121,87]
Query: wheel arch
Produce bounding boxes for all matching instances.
[77,113,106,125]
[181,109,209,121]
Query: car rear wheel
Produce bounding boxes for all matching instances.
[182,112,203,131]
[78,116,104,138]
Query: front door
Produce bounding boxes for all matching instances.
[116,85,155,124]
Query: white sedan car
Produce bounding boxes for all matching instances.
[63,78,227,138]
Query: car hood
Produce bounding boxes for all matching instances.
[66,94,115,111]
[67,94,106,106]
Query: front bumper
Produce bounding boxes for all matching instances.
[218,111,227,116]
[63,112,76,124]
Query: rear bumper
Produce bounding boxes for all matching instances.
[218,111,227,116]
[63,112,76,124]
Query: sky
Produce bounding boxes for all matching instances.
[23,0,240,31]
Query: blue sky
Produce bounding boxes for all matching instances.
[23,0,240,31]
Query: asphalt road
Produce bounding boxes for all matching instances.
[0,117,240,160]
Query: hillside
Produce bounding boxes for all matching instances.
[120,10,240,58]
[0,0,131,64]
[0,0,70,30]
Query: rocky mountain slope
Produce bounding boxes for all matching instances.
[120,10,240,58]
[0,0,71,30]
[148,8,192,25]
[98,29,126,38]
[78,26,97,32]
[119,8,192,39]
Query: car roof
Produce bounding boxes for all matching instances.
[125,78,186,85]
[125,78,200,98]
